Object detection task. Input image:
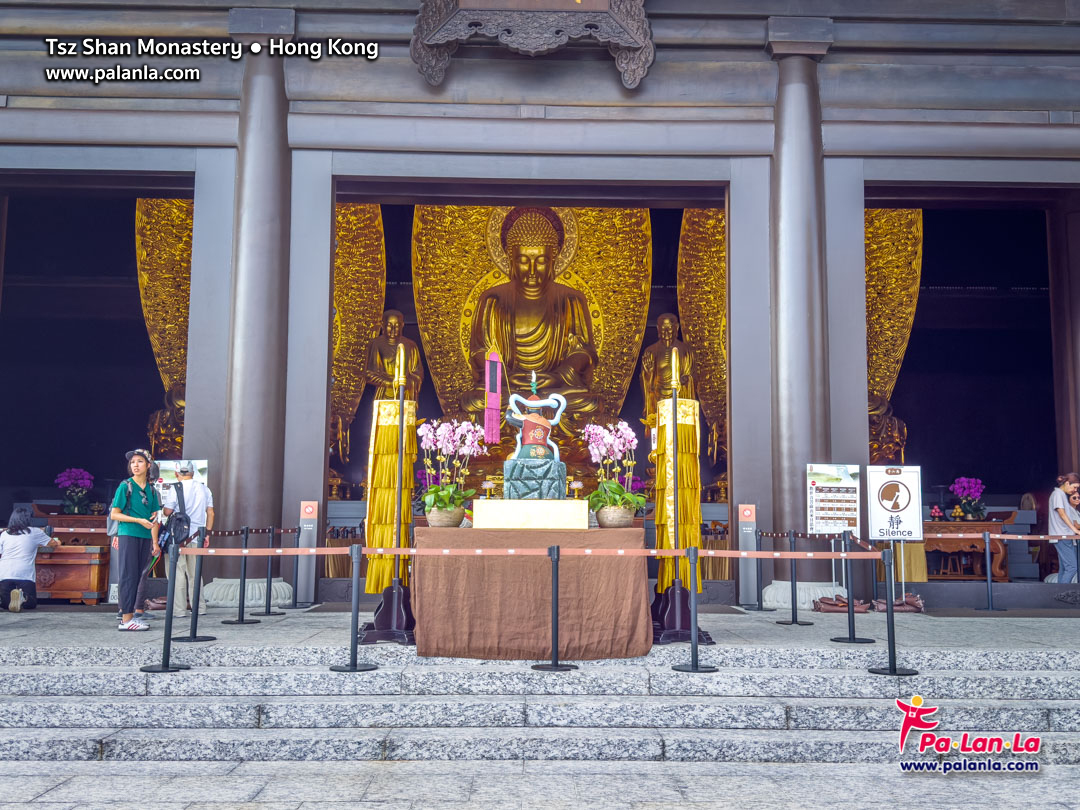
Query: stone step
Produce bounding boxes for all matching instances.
[2,694,1077,732]
[4,643,1080,672]
[0,727,1074,764]
[3,665,1079,701]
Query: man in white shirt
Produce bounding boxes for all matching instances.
[161,461,214,618]
[1,507,61,612]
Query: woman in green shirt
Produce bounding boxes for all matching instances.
[110,449,162,631]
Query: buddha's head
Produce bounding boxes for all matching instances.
[657,313,679,344]
[382,309,405,343]
[501,207,564,297]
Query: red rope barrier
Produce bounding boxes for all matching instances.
[178,545,880,560]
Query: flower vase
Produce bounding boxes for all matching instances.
[427,506,465,528]
[595,505,635,528]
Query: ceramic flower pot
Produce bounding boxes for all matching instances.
[427,506,465,528]
[595,505,635,529]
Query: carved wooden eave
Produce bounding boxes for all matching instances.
[410,0,655,89]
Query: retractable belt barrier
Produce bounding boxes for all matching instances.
[178,546,881,559]
[139,541,906,679]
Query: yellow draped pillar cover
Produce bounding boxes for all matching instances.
[876,542,929,584]
[365,399,417,593]
[655,398,703,593]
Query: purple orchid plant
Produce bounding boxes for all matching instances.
[55,468,94,515]
[949,476,987,518]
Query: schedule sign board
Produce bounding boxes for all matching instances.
[806,464,861,533]
[867,466,923,542]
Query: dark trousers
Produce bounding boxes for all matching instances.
[0,579,37,610]
[116,536,151,614]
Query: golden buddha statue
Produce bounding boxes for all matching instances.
[640,313,696,425]
[365,309,424,401]
[147,382,185,460]
[461,207,601,434]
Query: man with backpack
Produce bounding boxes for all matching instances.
[161,461,214,618]
[109,449,162,631]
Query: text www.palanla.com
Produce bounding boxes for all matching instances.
[900,758,1040,774]
[44,65,200,85]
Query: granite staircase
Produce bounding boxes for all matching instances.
[0,644,1077,764]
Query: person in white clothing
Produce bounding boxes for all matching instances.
[161,461,214,617]
[1049,473,1080,586]
[0,507,60,612]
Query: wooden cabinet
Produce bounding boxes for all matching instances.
[36,545,110,605]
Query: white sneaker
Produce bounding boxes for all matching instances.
[118,619,149,631]
[8,589,23,613]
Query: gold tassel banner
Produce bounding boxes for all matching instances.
[365,400,417,593]
[654,399,703,593]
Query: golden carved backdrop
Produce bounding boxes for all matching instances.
[676,209,728,470]
[865,208,923,463]
[412,205,652,417]
[134,201,386,465]
[330,203,387,441]
[135,199,193,394]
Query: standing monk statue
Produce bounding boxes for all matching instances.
[640,312,696,425]
[365,309,424,401]
[461,207,601,435]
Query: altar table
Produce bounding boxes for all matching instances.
[412,528,652,660]
[923,522,1009,582]
[878,522,1010,583]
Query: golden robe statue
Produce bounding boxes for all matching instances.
[365,310,424,401]
[461,207,602,436]
[640,313,696,426]
[147,383,185,460]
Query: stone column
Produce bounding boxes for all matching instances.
[1047,197,1080,475]
[727,157,775,595]
[183,149,236,497]
[768,18,834,540]
[281,150,335,603]
[219,8,295,535]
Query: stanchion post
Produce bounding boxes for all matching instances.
[141,542,188,673]
[673,547,718,674]
[777,530,812,626]
[331,544,378,673]
[870,535,879,604]
[174,528,216,643]
[253,528,285,617]
[831,530,874,644]
[742,530,774,612]
[282,528,315,610]
[868,547,917,677]
[532,545,577,673]
[974,531,1005,612]
[222,526,260,625]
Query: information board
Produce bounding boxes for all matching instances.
[867,466,923,542]
[806,464,861,533]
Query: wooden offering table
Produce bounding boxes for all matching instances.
[923,521,1009,582]
[412,528,652,660]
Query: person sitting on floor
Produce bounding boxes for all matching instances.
[0,506,60,612]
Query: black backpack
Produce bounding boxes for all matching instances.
[160,482,191,554]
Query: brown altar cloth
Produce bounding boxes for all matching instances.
[412,528,652,660]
